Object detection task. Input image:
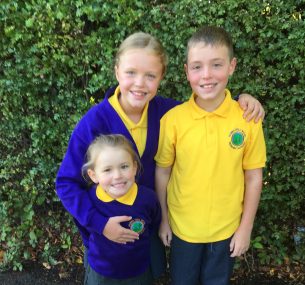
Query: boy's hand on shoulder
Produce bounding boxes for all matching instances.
[238,93,265,123]
[159,219,172,247]
[103,216,139,244]
[229,226,252,257]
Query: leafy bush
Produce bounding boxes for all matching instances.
[1,0,304,272]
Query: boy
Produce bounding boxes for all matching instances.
[154,26,266,285]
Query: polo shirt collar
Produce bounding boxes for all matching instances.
[189,89,232,119]
[111,87,149,128]
[96,183,138,205]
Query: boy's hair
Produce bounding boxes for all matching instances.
[186,26,234,61]
[115,32,168,74]
[82,134,142,182]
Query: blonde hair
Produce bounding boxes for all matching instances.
[115,32,168,74]
[82,134,142,182]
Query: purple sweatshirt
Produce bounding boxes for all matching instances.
[55,86,179,245]
[87,184,161,279]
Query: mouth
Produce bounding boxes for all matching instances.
[131,90,148,98]
[111,182,127,189]
[199,83,217,89]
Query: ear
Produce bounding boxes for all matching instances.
[133,161,138,176]
[87,169,98,184]
[115,65,119,81]
[229,57,237,76]
[184,63,189,81]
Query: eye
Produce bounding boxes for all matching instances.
[103,168,111,173]
[146,74,156,80]
[121,164,130,170]
[191,65,201,70]
[126,70,135,76]
[213,63,222,68]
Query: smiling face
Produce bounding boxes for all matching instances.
[115,48,164,116]
[87,146,137,199]
[185,43,236,111]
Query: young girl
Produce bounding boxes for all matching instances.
[82,134,159,285]
[56,32,264,279]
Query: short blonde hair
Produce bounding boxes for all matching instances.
[115,32,168,74]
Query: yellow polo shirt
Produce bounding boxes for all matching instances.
[155,89,266,243]
[109,87,148,157]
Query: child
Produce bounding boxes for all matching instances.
[55,31,265,279]
[82,134,160,285]
[155,26,267,285]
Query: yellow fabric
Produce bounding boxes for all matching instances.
[155,89,266,243]
[96,183,138,205]
[109,87,148,157]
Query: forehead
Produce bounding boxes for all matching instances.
[95,146,132,162]
[118,48,163,69]
[187,43,230,62]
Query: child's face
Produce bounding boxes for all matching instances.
[185,43,236,110]
[115,48,163,115]
[87,146,137,199]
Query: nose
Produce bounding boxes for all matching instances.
[113,168,122,179]
[202,66,211,79]
[134,75,144,86]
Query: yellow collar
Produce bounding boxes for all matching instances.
[190,89,232,119]
[109,86,149,127]
[96,183,138,205]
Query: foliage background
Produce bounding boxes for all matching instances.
[1,0,304,278]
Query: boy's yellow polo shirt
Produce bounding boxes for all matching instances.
[155,89,266,243]
[109,87,148,157]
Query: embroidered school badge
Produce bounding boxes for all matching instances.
[229,129,245,149]
[129,218,145,234]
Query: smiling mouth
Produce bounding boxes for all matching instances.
[111,182,127,188]
[131,90,147,97]
[199,83,217,89]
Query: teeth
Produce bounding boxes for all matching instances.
[132,91,146,96]
[201,84,215,88]
[112,182,125,187]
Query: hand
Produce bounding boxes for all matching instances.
[238,94,265,123]
[229,227,251,257]
[159,219,172,247]
[103,216,139,244]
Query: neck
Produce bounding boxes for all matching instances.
[118,95,143,124]
[195,93,226,112]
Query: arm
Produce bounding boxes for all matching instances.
[230,168,263,257]
[155,165,172,247]
[56,130,138,244]
[238,94,265,123]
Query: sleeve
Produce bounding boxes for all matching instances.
[55,118,109,234]
[154,113,176,167]
[243,121,267,170]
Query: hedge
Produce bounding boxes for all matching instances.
[1,0,304,272]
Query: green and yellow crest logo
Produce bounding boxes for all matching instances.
[229,129,245,149]
[129,218,145,234]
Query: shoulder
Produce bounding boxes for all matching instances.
[230,99,244,117]
[78,86,118,124]
[73,98,113,133]
[229,100,263,133]
[161,100,189,120]
[150,95,181,117]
